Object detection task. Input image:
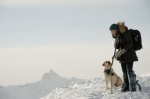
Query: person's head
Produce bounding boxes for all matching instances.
[109,24,118,38]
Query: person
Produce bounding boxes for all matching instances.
[109,22,138,92]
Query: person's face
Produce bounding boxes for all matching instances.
[111,30,117,37]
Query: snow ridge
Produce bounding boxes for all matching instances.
[0,70,84,99]
[41,77,150,99]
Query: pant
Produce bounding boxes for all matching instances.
[121,62,136,91]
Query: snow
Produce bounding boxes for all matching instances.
[41,77,150,99]
[141,72,150,77]
[1,70,150,99]
[0,70,84,99]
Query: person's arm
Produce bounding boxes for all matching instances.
[123,31,133,51]
[114,35,120,49]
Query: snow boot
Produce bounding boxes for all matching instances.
[121,74,129,92]
[121,83,129,92]
[128,71,136,92]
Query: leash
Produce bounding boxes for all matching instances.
[110,47,117,94]
[110,34,119,94]
[112,48,117,66]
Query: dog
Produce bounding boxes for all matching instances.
[102,61,122,89]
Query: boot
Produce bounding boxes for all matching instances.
[128,71,136,92]
[121,82,129,92]
[121,74,129,92]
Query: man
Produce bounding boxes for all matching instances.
[109,22,138,92]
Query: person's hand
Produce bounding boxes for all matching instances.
[117,49,126,57]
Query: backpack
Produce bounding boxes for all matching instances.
[129,29,143,51]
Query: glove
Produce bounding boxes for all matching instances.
[117,49,126,57]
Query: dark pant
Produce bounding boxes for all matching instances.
[121,62,133,73]
[121,62,133,87]
[121,62,136,91]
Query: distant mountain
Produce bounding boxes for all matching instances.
[41,76,150,99]
[0,70,85,99]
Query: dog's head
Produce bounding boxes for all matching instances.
[102,61,112,70]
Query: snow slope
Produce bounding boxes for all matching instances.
[0,70,84,99]
[41,76,150,99]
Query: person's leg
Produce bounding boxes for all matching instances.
[126,62,136,92]
[121,63,129,92]
[126,62,133,72]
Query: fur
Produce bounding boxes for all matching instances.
[117,22,126,33]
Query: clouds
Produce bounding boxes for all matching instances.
[0,4,110,47]
[2,0,143,6]
[1,0,149,48]
[1,0,120,6]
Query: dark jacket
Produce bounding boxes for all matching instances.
[115,30,138,63]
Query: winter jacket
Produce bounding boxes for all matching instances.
[114,23,138,63]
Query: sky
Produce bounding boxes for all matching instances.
[0,0,150,86]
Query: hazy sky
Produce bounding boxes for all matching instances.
[0,0,150,86]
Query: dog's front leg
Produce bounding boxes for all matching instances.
[105,79,109,90]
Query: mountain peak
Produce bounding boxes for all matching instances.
[49,69,56,74]
[42,70,60,80]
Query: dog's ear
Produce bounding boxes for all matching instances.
[102,62,105,66]
[110,63,112,66]
[107,61,110,65]
[108,61,112,66]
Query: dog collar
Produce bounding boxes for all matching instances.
[104,69,114,76]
